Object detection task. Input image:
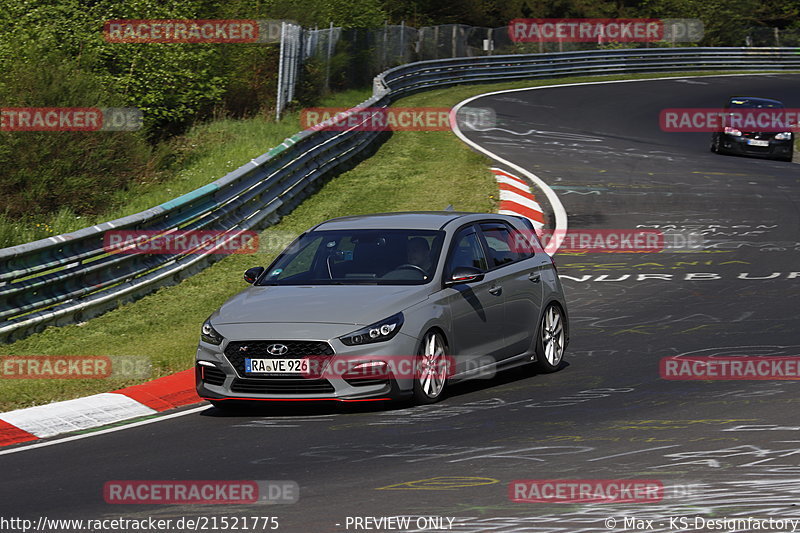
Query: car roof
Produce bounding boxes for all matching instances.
[727,96,784,107]
[310,211,527,231]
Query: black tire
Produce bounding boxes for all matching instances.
[412,330,449,404]
[533,304,566,373]
[710,134,723,154]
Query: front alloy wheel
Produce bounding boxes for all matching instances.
[413,331,448,404]
[534,304,565,373]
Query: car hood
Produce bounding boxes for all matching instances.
[211,284,432,327]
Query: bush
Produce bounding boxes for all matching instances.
[0,47,151,218]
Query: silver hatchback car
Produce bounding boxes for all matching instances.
[196,212,568,407]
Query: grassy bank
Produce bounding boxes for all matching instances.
[0,90,372,248]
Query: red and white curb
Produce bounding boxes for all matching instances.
[491,167,545,230]
[0,369,199,447]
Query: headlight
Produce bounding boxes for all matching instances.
[775,132,792,141]
[724,127,742,136]
[201,319,223,345]
[340,313,404,346]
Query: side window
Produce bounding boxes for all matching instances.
[448,228,488,273]
[479,222,535,267]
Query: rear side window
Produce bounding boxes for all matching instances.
[479,222,535,267]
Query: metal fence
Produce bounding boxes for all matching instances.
[279,22,699,118]
[746,28,800,47]
[276,20,795,110]
[3,47,800,343]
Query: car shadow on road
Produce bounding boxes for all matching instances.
[198,360,570,419]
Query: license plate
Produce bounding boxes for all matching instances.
[245,358,308,374]
[747,139,769,147]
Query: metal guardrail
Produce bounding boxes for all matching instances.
[374,47,800,96]
[2,47,799,343]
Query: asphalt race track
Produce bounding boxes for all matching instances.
[3,74,800,533]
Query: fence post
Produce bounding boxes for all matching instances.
[324,21,334,93]
[287,24,299,103]
[400,20,405,63]
[276,21,287,120]
[383,20,389,70]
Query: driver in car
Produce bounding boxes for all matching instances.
[407,237,432,274]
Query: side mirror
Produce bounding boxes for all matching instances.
[244,266,265,284]
[447,266,485,285]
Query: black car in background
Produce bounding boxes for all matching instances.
[710,97,794,162]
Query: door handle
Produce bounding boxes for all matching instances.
[528,272,541,283]
[488,285,502,296]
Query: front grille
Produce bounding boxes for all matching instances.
[224,340,334,377]
[231,377,335,394]
[200,365,226,386]
[743,132,778,140]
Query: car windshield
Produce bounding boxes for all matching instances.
[257,229,445,285]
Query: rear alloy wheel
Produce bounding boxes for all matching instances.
[534,304,565,373]
[413,331,448,404]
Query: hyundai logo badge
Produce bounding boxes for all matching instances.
[267,344,289,356]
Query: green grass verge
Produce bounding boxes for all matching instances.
[0,70,788,411]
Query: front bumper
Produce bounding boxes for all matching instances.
[718,134,793,159]
[196,332,419,402]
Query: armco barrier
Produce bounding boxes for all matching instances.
[2,48,799,343]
